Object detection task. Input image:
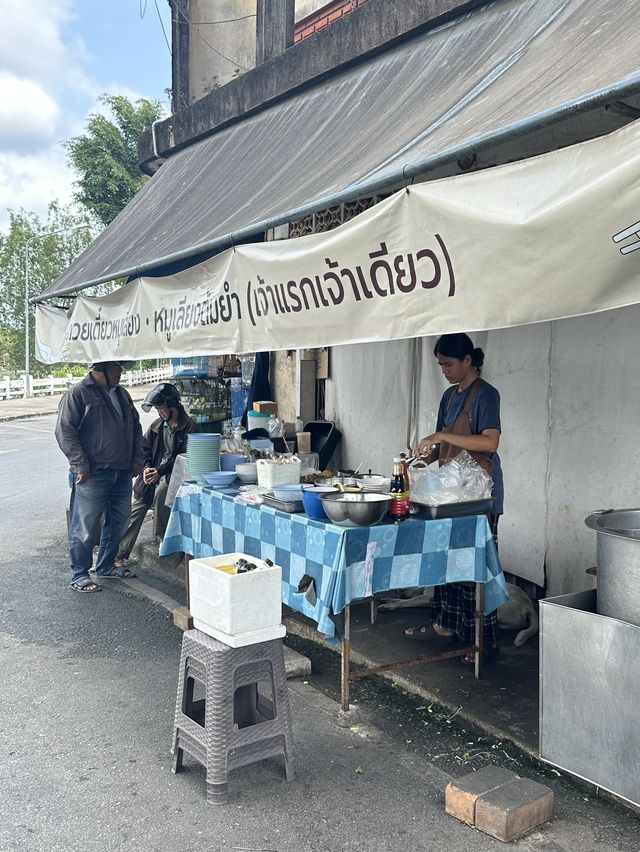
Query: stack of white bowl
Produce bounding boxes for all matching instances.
[187,433,221,484]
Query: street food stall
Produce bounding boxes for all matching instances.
[159,479,509,710]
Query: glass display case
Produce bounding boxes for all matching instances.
[172,375,231,431]
[171,354,255,431]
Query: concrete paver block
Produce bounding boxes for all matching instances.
[445,764,518,825]
[474,777,554,841]
[172,605,194,632]
[283,644,312,678]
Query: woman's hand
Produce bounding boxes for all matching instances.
[416,433,443,457]
[143,466,160,485]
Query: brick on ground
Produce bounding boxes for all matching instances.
[445,765,518,825]
[474,777,554,842]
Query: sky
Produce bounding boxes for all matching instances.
[0,0,172,231]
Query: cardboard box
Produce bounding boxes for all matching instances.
[253,400,278,413]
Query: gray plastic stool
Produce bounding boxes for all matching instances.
[171,629,295,804]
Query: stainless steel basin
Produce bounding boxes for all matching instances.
[318,492,391,526]
[585,508,640,626]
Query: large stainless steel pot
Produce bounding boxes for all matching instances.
[585,508,640,627]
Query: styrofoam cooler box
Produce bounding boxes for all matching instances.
[189,552,285,648]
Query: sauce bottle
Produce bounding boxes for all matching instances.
[389,457,409,522]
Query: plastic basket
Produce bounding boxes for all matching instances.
[256,459,301,489]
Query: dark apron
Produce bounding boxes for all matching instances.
[437,378,493,476]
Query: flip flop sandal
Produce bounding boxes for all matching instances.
[460,645,500,664]
[70,577,101,593]
[96,568,137,579]
[118,567,137,579]
[404,624,457,642]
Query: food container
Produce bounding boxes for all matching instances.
[256,459,301,489]
[272,483,303,502]
[220,452,247,471]
[318,491,391,527]
[302,484,339,520]
[247,410,271,432]
[189,552,285,647]
[202,470,237,488]
[235,461,257,484]
[262,492,305,513]
[357,474,391,493]
[417,498,493,519]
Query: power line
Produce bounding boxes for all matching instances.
[172,3,250,70]
[185,14,256,26]
[154,0,172,54]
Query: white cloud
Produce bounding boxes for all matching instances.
[0,2,162,234]
[0,145,77,229]
[0,75,60,153]
[0,0,75,82]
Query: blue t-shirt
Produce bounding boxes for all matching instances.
[436,379,504,515]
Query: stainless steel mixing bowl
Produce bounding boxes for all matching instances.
[318,491,391,526]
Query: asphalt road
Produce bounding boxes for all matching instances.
[1,413,640,851]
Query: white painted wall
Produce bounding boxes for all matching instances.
[325,306,640,593]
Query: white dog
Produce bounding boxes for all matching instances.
[497,582,539,647]
[378,582,539,646]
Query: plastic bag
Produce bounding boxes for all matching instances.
[408,450,492,506]
[267,415,285,438]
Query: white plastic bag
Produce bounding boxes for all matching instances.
[408,450,492,506]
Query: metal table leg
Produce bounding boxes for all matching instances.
[475,581,484,680]
[341,604,351,712]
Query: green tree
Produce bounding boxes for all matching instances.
[0,203,94,376]
[64,94,165,227]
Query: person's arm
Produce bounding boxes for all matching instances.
[123,388,144,473]
[417,428,500,457]
[418,384,502,456]
[54,390,91,478]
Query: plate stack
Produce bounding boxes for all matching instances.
[187,433,221,484]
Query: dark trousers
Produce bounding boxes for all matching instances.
[432,515,499,643]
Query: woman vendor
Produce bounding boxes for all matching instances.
[404,332,503,663]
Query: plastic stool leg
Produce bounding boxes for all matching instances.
[206,780,228,805]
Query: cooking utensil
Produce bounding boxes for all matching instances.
[318,491,391,526]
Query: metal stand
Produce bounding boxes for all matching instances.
[339,582,485,711]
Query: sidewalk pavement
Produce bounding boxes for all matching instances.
[0,383,159,422]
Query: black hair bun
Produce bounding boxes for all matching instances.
[472,347,485,369]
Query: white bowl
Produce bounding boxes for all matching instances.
[202,471,237,487]
[236,461,257,475]
[237,471,258,484]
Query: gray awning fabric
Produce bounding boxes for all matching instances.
[37,0,640,302]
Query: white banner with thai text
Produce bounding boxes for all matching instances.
[36,119,640,363]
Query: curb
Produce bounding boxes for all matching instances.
[117,575,311,679]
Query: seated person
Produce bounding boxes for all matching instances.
[115,383,197,569]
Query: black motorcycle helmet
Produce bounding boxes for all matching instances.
[141,382,181,412]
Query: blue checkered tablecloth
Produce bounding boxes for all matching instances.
[160,486,508,638]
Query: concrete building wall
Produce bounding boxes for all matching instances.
[189,0,256,101]
[324,306,640,594]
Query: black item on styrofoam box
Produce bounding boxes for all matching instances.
[302,420,342,471]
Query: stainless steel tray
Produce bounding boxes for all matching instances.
[263,492,305,513]
[414,498,493,519]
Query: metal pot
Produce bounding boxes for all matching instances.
[584,508,640,626]
[318,491,391,526]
